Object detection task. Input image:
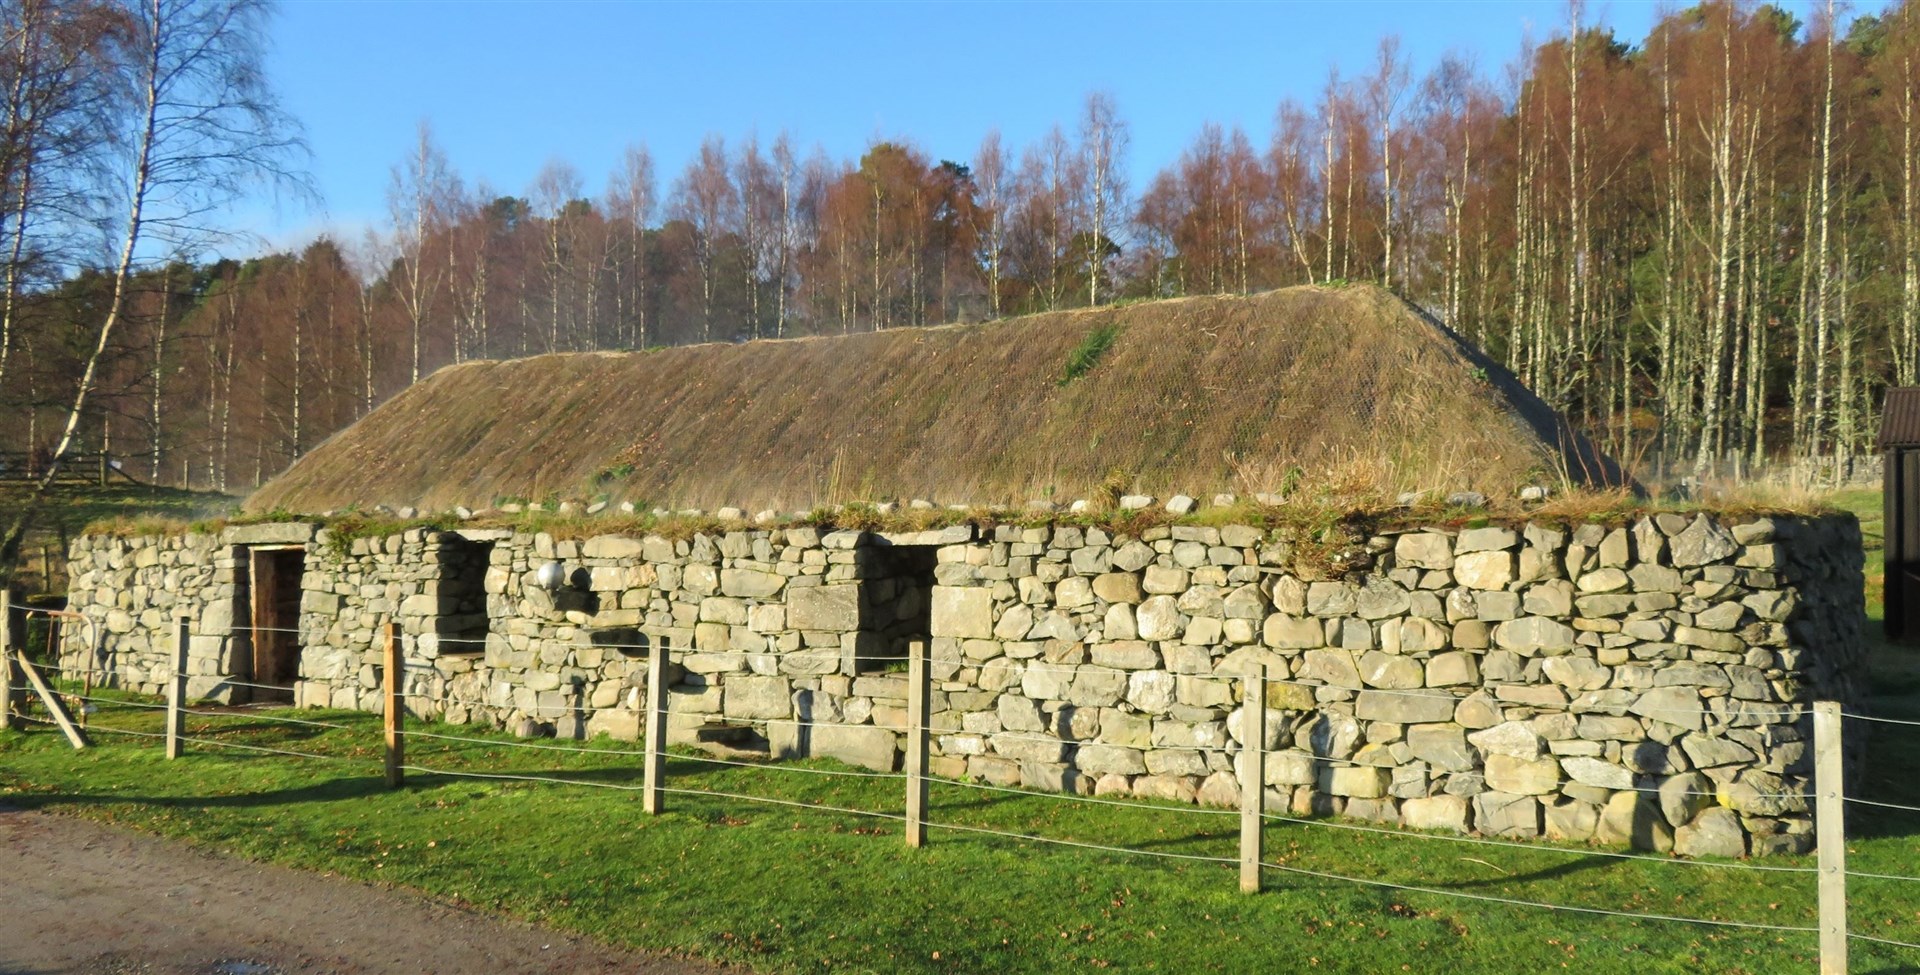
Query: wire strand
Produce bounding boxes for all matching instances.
[50,690,362,733]
[935,777,1241,816]
[1255,858,1820,935]
[406,728,648,757]
[18,710,1845,940]
[1847,869,1920,884]
[396,763,646,791]
[1255,808,1817,873]
[18,717,364,764]
[670,752,906,780]
[1848,931,1920,951]
[28,667,1818,807]
[1840,711,1920,727]
[405,728,904,779]
[657,785,908,823]
[396,763,906,824]
[13,656,300,697]
[85,626,1799,720]
[927,818,1239,865]
[1844,796,1920,814]
[23,667,1818,806]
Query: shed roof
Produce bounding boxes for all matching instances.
[1881,388,1920,449]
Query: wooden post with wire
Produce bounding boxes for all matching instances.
[6,604,86,749]
[1814,700,1847,975]
[383,621,403,788]
[165,615,188,759]
[642,630,668,815]
[1240,667,1267,893]
[905,639,929,848]
[0,589,14,732]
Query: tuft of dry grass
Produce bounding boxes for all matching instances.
[1527,487,1641,523]
[1682,479,1839,515]
[244,285,1613,517]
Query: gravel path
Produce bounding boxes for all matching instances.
[0,806,724,975]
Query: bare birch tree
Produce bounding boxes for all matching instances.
[387,120,455,382]
[971,128,1010,318]
[2,0,304,566]
[605,143,655,349]
[1078,92,1129,306]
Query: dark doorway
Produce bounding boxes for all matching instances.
[247,547,305,701]
[863,544,937,672]
[1881,388,1920,643]
[436,537,493,656]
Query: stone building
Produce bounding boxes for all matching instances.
[62,509,1863,857]
[52,284,1866,856]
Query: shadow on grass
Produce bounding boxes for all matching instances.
[1836,627,1920,843]
[4,773,389,811]
[6,756,667,813]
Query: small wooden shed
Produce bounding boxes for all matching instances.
[1879,387,1920,641]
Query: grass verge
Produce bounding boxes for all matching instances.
[4,696,1920,974]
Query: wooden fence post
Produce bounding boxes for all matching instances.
[905,639,929,848]
[384,621,403,788]
[0,589,14,731]
[6,606,87,749]
[1240,667,1267,893]
[165,615,188,759]
[642,631,668,815]
[1815,701,1847,975]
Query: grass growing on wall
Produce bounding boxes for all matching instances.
[1059,323,1122,385]
[5,695,1920,975]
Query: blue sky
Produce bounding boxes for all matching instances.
[249,0,1832,253]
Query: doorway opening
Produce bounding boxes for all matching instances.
[244,546,305,702]
[863,544,937,673]
[436,537,493,657]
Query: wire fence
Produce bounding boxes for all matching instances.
[7,617,1918,972]
[170,622,1819,722]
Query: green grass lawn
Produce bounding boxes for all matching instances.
[3,696,1919,975]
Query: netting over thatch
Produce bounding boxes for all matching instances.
[244,285,1619,515]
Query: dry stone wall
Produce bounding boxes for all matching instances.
[293,523,942,756]
[923,514,1862,858]
[63,522,312,698]
[60,512,1863,856]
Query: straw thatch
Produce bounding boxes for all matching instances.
[244,284,1617,515]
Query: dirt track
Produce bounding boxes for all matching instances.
[0,806,721,975]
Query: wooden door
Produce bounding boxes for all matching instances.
[249,548,304,700]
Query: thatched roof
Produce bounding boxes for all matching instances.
[245,285,1618,515]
